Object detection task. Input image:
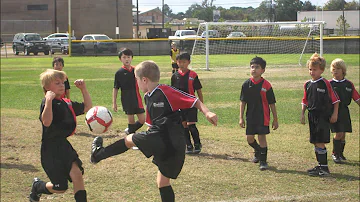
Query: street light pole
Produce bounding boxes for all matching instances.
[68,0,72,56]
[116,0,119,39]
[54,0,57,32]
[162,0,164,28]
[136,0,139,38]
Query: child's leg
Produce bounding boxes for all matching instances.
[157,171,174,202]
[69,162,87,202]
[340,133,346,159]
[258,134,268,163]
[314,143,328,166]
[332,132,344,156]
[188,122,200,145]
[247,135,260,163]
[182,122,192,147]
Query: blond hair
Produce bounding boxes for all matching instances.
[171,42,176,46]
[306,53,326,70]
[134,61,160,82]
[330,58,346,76]
[40,69,66,93]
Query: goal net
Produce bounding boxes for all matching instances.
[191,21,324,70]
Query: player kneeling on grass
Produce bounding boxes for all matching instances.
[29,69,92,202]
[90,60,218,202]
[239,56,279,171]
[301,53,339,177]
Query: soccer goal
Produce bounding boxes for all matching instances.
[191,21,324,70]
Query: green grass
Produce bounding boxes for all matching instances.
[1,54,359,201]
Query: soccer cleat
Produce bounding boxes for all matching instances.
[185,145,194,154]
[29,178,42,202]
[307,166,330,177]
[259,161,268,171]
[252,151,260,163]
[193,143,202,154]
[331,153,342,164]
[90,136,104,164]
[339,154,347,161]
[124,128,129,135]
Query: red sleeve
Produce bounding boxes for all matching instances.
[145,108,152,127]
[159,85,198,111]
[324,79,340,104]
[350,81,360,102]
[301,83,308,106]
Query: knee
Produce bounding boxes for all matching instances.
[247,135,255,143]
[124,135,134,148]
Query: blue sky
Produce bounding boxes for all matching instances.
[133,0,331,13]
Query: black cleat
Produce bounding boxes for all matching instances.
[307,166,330,177]
[29,178,42,202]
[185,145,194,154]
[90,136,104,164]
[252,151,260,163]
[193,143,202,154]
[259,161,268,171]
[332,154,342,164]
[339,154,347,161]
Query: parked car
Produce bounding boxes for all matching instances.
[48,38,82,54]
[168,30,198,49]
[80,34,117,53]
[226,32,246,38]
[12,33,50,55]
[201,30,220,38]
[43,33,76,41]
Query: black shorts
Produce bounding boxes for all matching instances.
[308,111,330,143]
[330,107,352,133]
[132,123,185,179]
[246,124,270,135]
[124,107,145,115]
[181,108,198,123]
[172,63,179,69]
[41,139,84,191]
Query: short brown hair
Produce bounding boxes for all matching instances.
[40,69,66,93]
[330,58,346,76]
[134,61,160,82]
[306,53,326,70]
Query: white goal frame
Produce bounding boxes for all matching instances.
[192,21,325,70]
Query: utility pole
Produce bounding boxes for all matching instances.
[162,0,164,28]
[136,0,139,38]
[116,0,119,39]
[342,0,345,36]
[54,0,57,32]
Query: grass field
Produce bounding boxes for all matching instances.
[1,54,359,201]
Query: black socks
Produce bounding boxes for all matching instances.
[35,180,52,195]
[188,124,200,145]
[74,190,87,202]
[159,185,175,202]
[95,139,129,161]
[128,121,144,134]
[315,147,328,166]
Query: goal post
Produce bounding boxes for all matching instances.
[191,21,325,70]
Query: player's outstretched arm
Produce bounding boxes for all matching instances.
[194,100,217,126]
[74,79,92,112]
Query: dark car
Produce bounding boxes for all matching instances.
[12,33,50,55]
[80,34,117,54]
[48,38,82,54]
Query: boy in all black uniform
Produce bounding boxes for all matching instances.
[113,48,145,134]
[170,42,180,74]
[90,61,218,202]
[329,58,360,163]
[171,52,204,154]
[301,53,340,176]
[239,57,278,171]
[53,57,71,99]
[29,69,92,202]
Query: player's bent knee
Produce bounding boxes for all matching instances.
[125,134,135,148]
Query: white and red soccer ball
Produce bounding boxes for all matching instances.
[85,106,113,134]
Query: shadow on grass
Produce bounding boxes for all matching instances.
[341,160,360,167]
[1,163,39,172]
[268,166,359,181]
[75,132,120,139]
[193,152,250,162]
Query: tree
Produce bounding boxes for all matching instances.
[324,0,345,10]
[345,0,360,10]
[302,1,316,11]
[336,15,350,35]
[254,1,270,21]
[274,0,303,21]
[163,4,173,18]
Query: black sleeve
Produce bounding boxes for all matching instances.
[240,82,247,102]
[72,101,85,116]
[114,72,121,89]
[64,78,70,90]
[193,76,202,90]
[266,87,276,104]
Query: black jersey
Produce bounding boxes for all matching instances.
[302,77,340,114]
[171,70,202,96]
[64,78,70,90]
[240,77,276,126]
[39,98,84,141]
[329,78,360,108]
[145,84,198,127]
[114,66,144,110]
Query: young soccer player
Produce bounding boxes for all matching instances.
[329,58,360,163]
[90,60,217,202]
[29,69,92,202]
[301,53,340,176]
[170,42,180,74]
[171,52,204,154]
[239,56,278,171]
[53,57,70,99]
[113,48,145,134]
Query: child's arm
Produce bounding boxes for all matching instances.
[41,91,56,127]
[330,102,339,123]
[74,79,92,112]
[270,103,278,130]
[196,89,204,103]
[300,104,306,124]
[193,99,217,126]
[239,101,246,128]
[112,88,119,112]
[65,89,70,99]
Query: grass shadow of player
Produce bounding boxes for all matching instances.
[1,163,39,172]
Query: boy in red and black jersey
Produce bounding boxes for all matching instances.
[90,61,217,202]
[239,56,278,171]
[53,57,71,99]
[113,48,145,134]
[329,58,360,163]
[301,53,340,176]
[171,52,203,154]
[29,69,92,202]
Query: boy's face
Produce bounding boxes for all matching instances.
[308,64,324,80]
[250,64,265,79]
[45,78,65,97]
[120,54,133,67]
[177,59,190,70]
[171,44,176,49]
[135,75,148,93]
[53,61,63,71]
[331,67,344,80]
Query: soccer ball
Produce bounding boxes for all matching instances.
[85,106,113,134]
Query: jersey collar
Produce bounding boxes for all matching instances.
[147,84,161,97]
[250,77,264,84]
[332,78,346,82]
[310,77,323,83]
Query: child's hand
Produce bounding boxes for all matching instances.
[74,79,86,89]
[206,112,218,126]
[239,118,245,128]
[272,120,279,130]
[330,113,338,123]
[45,91,56,101]
[112,103,118,112]
[300,114,306,124]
